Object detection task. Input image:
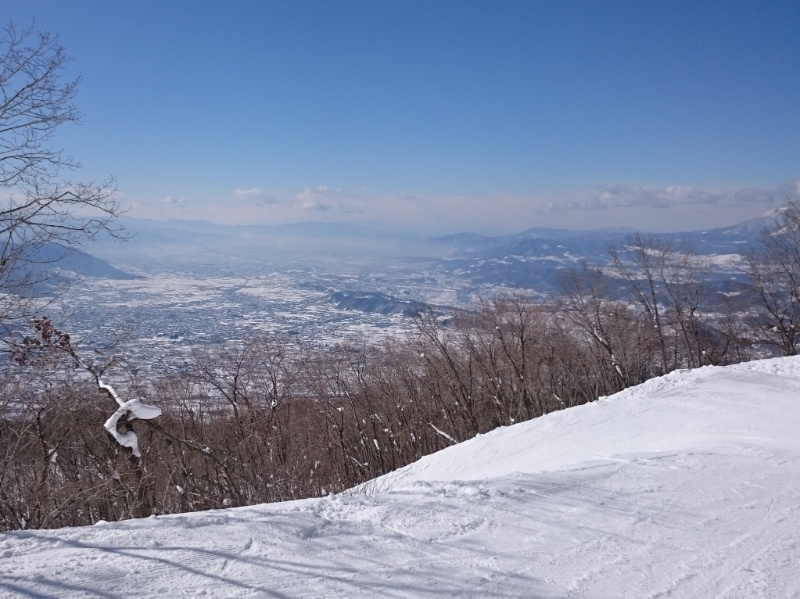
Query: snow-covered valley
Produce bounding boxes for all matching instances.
[1,357,799,598]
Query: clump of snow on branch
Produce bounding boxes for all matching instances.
[13,316,162,459]
[99,381,162,459]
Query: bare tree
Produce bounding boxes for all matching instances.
[559,261,652,390]
[0,22,122,329]
[608,234,674,372]
[608,234,720,372]
[745,200,800,356]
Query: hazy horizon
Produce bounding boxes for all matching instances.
[109,199,783,238]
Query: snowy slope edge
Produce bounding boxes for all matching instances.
[1,356,799,598]
[380,356,800,487]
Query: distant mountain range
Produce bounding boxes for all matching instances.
[99,210,778,253]
[73,211,780,310]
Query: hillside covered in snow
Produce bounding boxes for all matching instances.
[1,357,799,598]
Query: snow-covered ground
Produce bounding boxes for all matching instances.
[2,357,799,598]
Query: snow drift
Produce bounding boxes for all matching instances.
[1,357,799,598]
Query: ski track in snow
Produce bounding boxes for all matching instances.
[1,357,800,598]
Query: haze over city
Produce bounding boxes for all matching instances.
[6,0,800,234]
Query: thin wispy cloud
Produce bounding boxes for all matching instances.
[542,181,800,214]
[395,193,424,203]
[162,195,187,209]
[294,186,367,214]
[234,188,279,206]
[297,198,330,212]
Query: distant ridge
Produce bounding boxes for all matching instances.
[26,243,142,281]
[109,211,782,246]
[329,291,434,317]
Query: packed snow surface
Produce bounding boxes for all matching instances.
[2,357,799,598]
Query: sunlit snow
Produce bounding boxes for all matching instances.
[1,357,799,598]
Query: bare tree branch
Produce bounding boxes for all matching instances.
[0,21,123,331]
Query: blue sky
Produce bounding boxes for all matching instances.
[5,1,800,233]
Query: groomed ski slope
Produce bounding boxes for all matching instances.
[1,357,799,598]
